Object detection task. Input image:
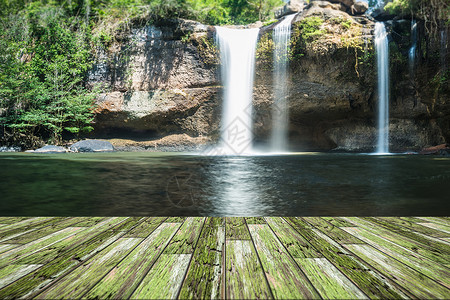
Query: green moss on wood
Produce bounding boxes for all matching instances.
[226,217,250,240]
[179,217,224,299]
[303,217,363,244]
[266,217,322,259]
[85,222,181,299]
[226,240,272,299]
[248,224,320,299]
[284,217,405,299]
[164,217,205,254]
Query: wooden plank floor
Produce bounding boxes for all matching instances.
[0,217,449,299]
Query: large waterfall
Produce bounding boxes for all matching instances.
[375,22,389,154]
[270,14,297,152]
[214,27,259,155]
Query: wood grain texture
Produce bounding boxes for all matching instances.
[295,258,368,299]
[131,254,192,299]
[265,217,322,258]
[225,240,272,299]
[84,222,181,299]
[179,217,225,299]
[344,217,450,266]
[226,217,251,240]
[344,243,450,299]
[284,217,407,299]
[35,237,142,299]
[342,226,450,288]
[164,217,205,254]
[248,224,320,299]
[0,217,448,299]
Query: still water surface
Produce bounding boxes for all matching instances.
[1,152,449,216]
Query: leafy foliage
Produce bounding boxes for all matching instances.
[0,5,96,147]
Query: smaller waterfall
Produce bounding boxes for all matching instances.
[270,13,297,152]
[215,27,259,155]
[409,20,417,76]
[375,22,389,154]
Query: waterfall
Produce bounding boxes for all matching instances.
[215,27,259,155]
[270,13,297,152]
[375,22,389,154]
[409,20,417,76]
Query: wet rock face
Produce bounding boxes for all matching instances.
[88,19,221,139]
[89,13,449,152]
[275,0,306,19]
[253,4,448,152]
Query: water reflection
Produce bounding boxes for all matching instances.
[0,153,449,216]
[206,157,267,216]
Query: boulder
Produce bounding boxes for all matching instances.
[309,1,346,11]
[70,140,114,152]
[275,0,305,19]
[0,146,21,152]
[32,145,68,153]
[303,1,352,19]
[327,0,355,8]
[350,1,368,15]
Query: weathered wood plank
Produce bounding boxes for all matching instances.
[164,217,205,254]
[344,217,450,266]
[266,217,322,258]
[362,217,450,257]
[303,217,363,244]
[165,217,186,223]
[13,218,130,266]
[342,226,450,288]
[130,254,192,299]
[179,217,225,300]
[73,217,107,227]
[418,222,450,235]
[0,227,83,268]
[5,217,88,244]
[322,217,356,228]
[417,217,450,227]
[284,217,407,299]
[0,218,53,236]
[35,237,142,299]
[226,217,251,240]
[0,244,19,255]
[123,217,165,238]
[225,240,272,299]
[245,217,266,224]
[0,217,61,243]
[248,224,320,299]
[0,264,42,289]
[84,222,181,299]
[0,217,32,225]
[344,244,450,299]
[0,217,130,299]
[376,217,448,238]
[295,258,368,299]
[400,217,431,223]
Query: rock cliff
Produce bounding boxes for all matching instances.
[89,3,449,152]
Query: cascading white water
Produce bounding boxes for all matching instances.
[409,20,417,75]
[375,22,389,154]
[270,13,297,152]
[215,27,259,155]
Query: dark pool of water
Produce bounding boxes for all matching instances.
[0,152,449,216]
